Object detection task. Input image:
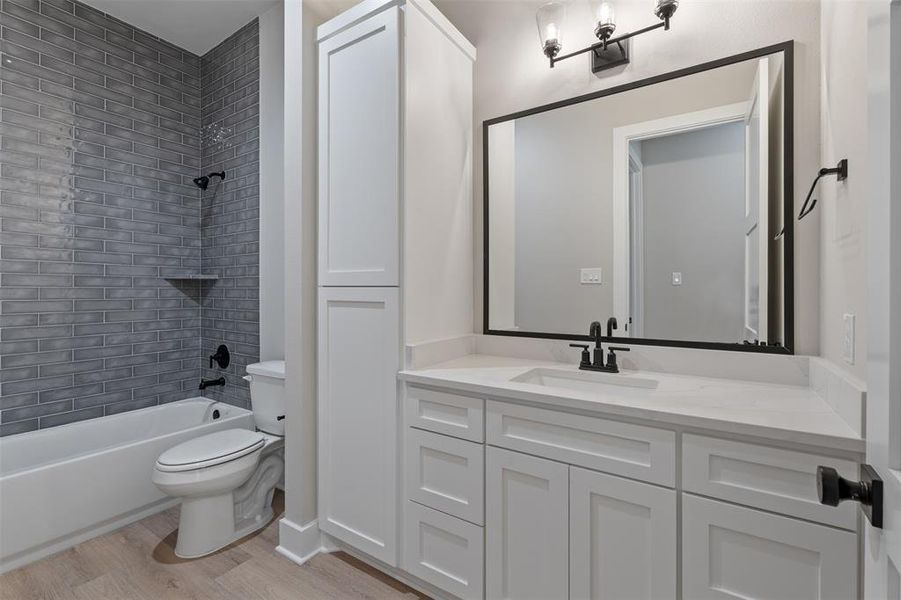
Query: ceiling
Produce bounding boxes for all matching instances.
[81,0,279,55]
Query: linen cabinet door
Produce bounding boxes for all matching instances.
[682,494,857,599]
[318,287,399,565]
[318,8,399,286]
[569,467,676,600]
[486,446,568,600]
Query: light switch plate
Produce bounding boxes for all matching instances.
[580,268,602,285]
[842,313,855,365]
[672,272,682,286]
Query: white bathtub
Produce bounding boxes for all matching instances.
[0,398,254,573]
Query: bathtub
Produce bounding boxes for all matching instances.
[0,398,254,574]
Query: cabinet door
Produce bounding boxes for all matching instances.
[318,287,399,565]
[683,494,857,600]
[486,446,568,600]
[318,8,399,286]
[569,467,676,600]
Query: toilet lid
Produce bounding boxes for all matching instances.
[156,429,265,472]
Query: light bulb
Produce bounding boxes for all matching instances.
[597,2,615,27]
[593,1,616,41]
[536,2,565,59]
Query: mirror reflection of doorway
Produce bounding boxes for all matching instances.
[620,111,748,343]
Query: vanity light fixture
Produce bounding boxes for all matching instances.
[538,0,678,73]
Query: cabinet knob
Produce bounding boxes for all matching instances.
[817,464,883,528]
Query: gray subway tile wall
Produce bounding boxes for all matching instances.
[0,0,261,434]
[198,20,260,410]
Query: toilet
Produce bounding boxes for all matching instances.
[152,360,286,558]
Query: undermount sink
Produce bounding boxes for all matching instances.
[511,368,659,395]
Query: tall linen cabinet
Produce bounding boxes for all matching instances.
[316,0,475,568]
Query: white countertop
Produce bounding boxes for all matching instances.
[399,354,865,453]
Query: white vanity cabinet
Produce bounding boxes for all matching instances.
[399,382,861,600]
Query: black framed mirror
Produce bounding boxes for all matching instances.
[483,42,794,354]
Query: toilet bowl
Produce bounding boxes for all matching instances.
[152,360,286,558]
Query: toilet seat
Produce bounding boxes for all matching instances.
[156,429,265,473]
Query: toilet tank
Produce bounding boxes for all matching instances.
[244,360,286,435]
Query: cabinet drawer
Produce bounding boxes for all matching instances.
[406,385,484,442]
[405,428,484,524]
[486,401,675,486]
[402,501,484,600]
[682,434,858,530]
[682,494,857,600]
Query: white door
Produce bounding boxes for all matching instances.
[860,4,901,597]
[486,446,568,600]
[569,466,676,600]
[683,494,857,599]
[742,58,769,343]
[318,8,399,286]
[317,287,399,565]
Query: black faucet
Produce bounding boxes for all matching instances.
[199,377,226,390]
[570,318,630,373]
[209,344,230,369]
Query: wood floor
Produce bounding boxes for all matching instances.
[0,491,428,600]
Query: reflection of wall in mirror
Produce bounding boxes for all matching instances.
[505,60,758,336]
[640,123,745,342]
[489,121,518,330]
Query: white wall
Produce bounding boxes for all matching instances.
[280,0,319,555]
[260,3,286,361]
[819,0,868,380]
[436,0,822,354]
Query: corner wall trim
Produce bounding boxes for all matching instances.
[276,518,321,566]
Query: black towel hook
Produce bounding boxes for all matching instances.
[774,159,848,241]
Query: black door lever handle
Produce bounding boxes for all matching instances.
[817,464,883,528]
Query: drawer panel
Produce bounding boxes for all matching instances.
[402,501,484,600]
[405,428,484,524]
[486,401,675,487]
[682,494,857,600]
[406,385,484,442]
[682,434,858,530]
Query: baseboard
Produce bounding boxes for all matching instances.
[275,517,321,566]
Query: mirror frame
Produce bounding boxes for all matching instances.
[482,41,795,354]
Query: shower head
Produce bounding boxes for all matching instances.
[192,171,226,190]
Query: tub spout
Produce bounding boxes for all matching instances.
[199,377,226,390]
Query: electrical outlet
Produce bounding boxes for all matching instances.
[842,313,855,365]
[672,272,682,286]
[580,268,602,285]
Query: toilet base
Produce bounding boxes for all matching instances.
[174,498,275,559]
[172,450,284,559]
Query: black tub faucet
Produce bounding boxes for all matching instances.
[199,377,226,390]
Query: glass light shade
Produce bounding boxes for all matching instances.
[654,0,678,20]
[591,0,616,41]
[536,2,565,58]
